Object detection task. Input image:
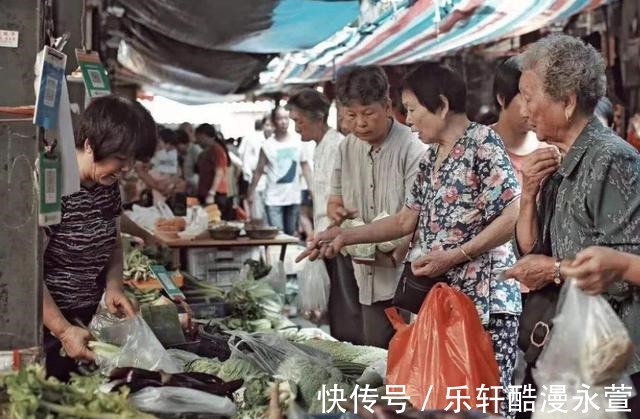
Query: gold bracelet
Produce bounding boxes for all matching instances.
[458,246,473,262]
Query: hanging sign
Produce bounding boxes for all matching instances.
[33,46,66,130]
[38,151,62,226]
[75,49,111,98]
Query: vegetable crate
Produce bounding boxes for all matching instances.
[185,247,263,288]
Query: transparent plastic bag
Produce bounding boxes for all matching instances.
[89,302,179,374]
[532,280,634,419]
[298,260,330,318]
[128,386,236,416]
[227,331,331,375]
[262,260,286,295]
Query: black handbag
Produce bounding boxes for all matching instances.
[517,284,561,364]
[391,192,446,314]
[392,262,446,314]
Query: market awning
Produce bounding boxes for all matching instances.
[103,0,361,103]
[265,0,613,87]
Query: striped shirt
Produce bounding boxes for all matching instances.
[330,120,426,305]
[44,183,122,310]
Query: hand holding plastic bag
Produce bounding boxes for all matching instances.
[385,283,500,412]
[298,260,330,321]
[532,280,634,419]
[89,302,179,374]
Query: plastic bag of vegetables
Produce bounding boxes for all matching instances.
[340,212,403,258]
[89,299,179,374]
[128,386,236,416]
[297,260,330,321]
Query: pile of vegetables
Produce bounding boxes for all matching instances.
[0,364,153,419]
[123,243,174,282]
[302,339,388,366]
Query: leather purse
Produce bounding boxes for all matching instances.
[391,192,447,314]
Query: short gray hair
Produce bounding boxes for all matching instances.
[521,34,606,115]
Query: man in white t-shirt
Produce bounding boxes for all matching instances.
[240,116,274,221]
[248,107,312,236]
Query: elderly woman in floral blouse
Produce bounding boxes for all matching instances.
[299,62,522,417]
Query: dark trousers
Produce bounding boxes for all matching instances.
[325,254,364,345]
[362,299,399,349]
[44,305,98,382]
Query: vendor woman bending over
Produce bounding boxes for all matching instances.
[43,95,157,381]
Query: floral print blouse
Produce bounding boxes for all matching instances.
[406,123,522,324]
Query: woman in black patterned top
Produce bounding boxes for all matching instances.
[43,95,156,381]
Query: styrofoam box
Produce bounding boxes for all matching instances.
[186,247,263,286]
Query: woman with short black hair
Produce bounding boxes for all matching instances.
[44,95,156,381]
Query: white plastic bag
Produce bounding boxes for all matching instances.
[532,280,634,419]
[262,260,286,295]
[298,260,330,319]
[89,302,179,374]
[128,386,236,416]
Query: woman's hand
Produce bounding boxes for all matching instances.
[505,254,556,290]
[105,286,138,317]
[295,226,344,262]
[562,246,629,295]
[410,250,460,278]
[59,325,95,362]
[521,148,562,198]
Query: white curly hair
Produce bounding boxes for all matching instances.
[521,34,606,115]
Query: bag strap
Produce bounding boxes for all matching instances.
[407,186,429,251]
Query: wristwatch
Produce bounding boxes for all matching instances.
[553,260,562,285]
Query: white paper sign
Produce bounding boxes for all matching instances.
[0,30,19,48]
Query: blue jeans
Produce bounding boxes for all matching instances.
[266,204,300,236]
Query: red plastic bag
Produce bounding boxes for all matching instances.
[385,283,500,413]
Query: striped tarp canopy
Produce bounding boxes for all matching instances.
[265,0,612,87]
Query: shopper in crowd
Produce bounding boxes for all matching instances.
[299,139,316,240]
[299,63,522,416]
[241,115,274,223]
[492,56,548,185]
[175,128,202,195]
[195,123,233,220]
[336,101,356,136]
[179,121,196,143]
[247,107,312,235]
[299,66,427,348]
[135,128,184,204]
[43,95,156,381]
[503,34,640,419]
[287,88,350,338]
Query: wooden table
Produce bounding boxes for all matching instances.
[156,233,300,265]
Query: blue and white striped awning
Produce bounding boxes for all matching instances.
[263,0,612,88]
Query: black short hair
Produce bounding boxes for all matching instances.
[493,56,522,110]
[158,128,177,146]
[77,95,157,162]
[336,66,389,107]
[195,123,219,140]
[286,88,331,123]
[174,129,190,145]
[401,63,466,114]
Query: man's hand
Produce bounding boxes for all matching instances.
[328,205,358,226]
[521,147,562,199]
[105,286,138,318]
[562,246,627,295]
[295,226,343,263]
[58,325,95,362]
[505,254,556,291]
[411,250,460,278]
